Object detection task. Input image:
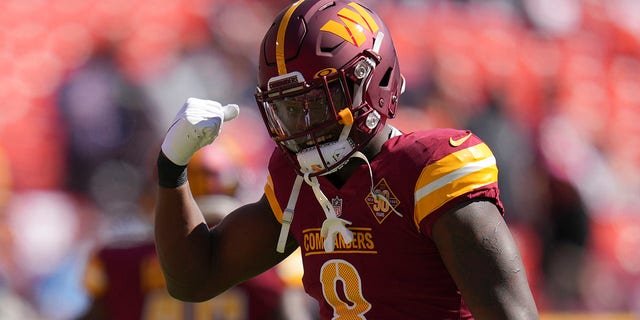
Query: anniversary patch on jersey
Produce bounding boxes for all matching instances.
[364,178,400,224]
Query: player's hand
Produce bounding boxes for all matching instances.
[161,97,239,166]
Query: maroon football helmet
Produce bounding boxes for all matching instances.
[255,0,403,176]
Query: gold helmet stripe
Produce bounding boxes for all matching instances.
[276,0,305,75]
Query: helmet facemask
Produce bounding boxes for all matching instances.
[256,53,379,176]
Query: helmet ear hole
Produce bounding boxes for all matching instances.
[379,67,393,87]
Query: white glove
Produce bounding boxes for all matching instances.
[161,97,239,166]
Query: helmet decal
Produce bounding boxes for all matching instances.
[320,2,379,47]
[276,0,305,75]
[314,68,337,78]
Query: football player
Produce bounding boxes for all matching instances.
[155,0,539,319]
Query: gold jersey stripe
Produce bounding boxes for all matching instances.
[276,0,305,75]
[414,166,498,226]
[416,143,494,188]
[413,143,498,228]
[415,151,496,200]
[264,174,284,223]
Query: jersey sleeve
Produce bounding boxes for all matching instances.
[412,130,503,238]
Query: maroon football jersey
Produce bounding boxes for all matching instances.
[264,128,504,319]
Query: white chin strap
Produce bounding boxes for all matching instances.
[296,126,353,176]
[276,149,403,253]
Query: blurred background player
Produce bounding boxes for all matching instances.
[79,143,299,320]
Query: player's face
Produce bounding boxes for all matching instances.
[265,80,348,152]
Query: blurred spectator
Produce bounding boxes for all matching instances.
[2,191,97,319]
[55,45,162,206]
[535,155,590,311]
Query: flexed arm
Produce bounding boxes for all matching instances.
[155,98,297,302]
[155,97,239,301]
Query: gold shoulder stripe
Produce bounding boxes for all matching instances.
[264,174,284,223]
[413,143,498,229]
[416,142,494,187]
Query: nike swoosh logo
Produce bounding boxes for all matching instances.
[449,132,472,147]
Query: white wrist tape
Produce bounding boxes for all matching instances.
[161,97,239,166]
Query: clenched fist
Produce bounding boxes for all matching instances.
[161,98,239,166]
